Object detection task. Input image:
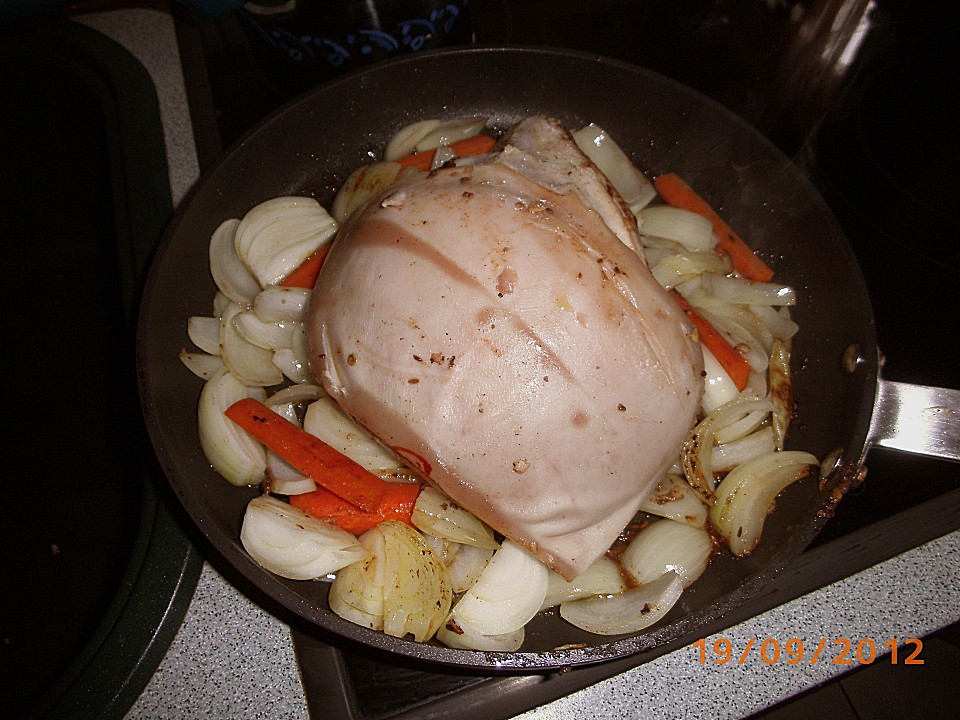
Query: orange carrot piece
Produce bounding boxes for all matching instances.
[395,134,497,172]
[654,173,775,282]
[225,398,387,512]
[675,295,751,391]
[280,244,331,288]
[290,481,421,535]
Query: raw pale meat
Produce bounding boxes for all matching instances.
[307,118,703,579]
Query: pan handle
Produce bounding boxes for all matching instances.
[867,379,960,463]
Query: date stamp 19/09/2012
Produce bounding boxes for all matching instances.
[692,637,925,666]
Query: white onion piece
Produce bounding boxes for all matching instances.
[412,486,498,549]
[384,119,441,161]
[641,244,676,269]
[713,427,776,472]
[382,523,452,641]
[621,520,712,588]
[270,349,304,383]
[240,495,364,580]
[540,556,627,611]
[329,594,381,632]
[330,528,386,625]
[559,572,683,636]
[769,338,793,451]
[682,393,774,502]
[187,316,221,355]
[651,252,730,290]
[262,402,315,495]
[699,273,797,306]
[198,368,266,486]
[701,345,739,415]
[451,540,548,636]
[698,307,769,373]
[710,450,819,556]
[445,543,495,594]
[342,521,450,642]
[636,206,715,251]
[233,309,295,351]
[572,123,657,215]
[291,323,314,382]
[639,234,687,257]
[273,324,313,384]
[431,144,457,170]
[752,304,800,342]
[213,290,231,319]
[303,395,404,472]
[267,458,317,495]
[639,473,708,528]
[235,196,337,287]
[714,406,774,445]
[179,349,224,380]
[414,116,487,152]
[265,383,324,407]
[220,303,283,387]
[254,285,311,323]
[331,161,420,226]
[437,616,524,652]
[421,533,460,565]
[209,218,260,304]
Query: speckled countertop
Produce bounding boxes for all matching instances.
[81,7,960,719]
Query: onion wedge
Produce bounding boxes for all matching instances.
[379,521,452,641]
[445,543,495,594]
[302,395,404,473]
[710,450,819,556]
[540,556,627,611]
[636,206,715,252]
[330,521,451,641]
[187,316,221,355]
[682,393,774,503]
[240,495,365,580]
[639,473,708,528]
[209,218,260,304]
[411,486,498,549]
[572,123,656,215]
[450,540,547,636]
[220,303,283,387]
[254,285,311,323]
[232,309,295,351]
[414,116,487,153]
[179,349,223,381]
[437,616,524,652]
[235,196,337,287]
[621,520,712,587]
[559,572,683,636]
[769,338,793,451]
[384,119,441,161]
[198,367,266,486]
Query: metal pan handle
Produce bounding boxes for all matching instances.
[867,379,960,463]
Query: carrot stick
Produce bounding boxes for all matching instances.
[225,398,387,512]
[290,481,421,535]
[654,173,775,282]
[395,134,497,171]
[675,295,751,391]
[280,244,331,288]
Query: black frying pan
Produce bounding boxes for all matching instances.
[137,47,955,670]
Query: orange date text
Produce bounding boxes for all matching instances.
[692,637,925,666]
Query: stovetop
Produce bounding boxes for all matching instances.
[159,2,960,717]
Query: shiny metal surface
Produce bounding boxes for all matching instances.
[869,380,960,463]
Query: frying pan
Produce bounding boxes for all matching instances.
[137,47,959,670]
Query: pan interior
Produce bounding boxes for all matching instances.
[139,47,877,669]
